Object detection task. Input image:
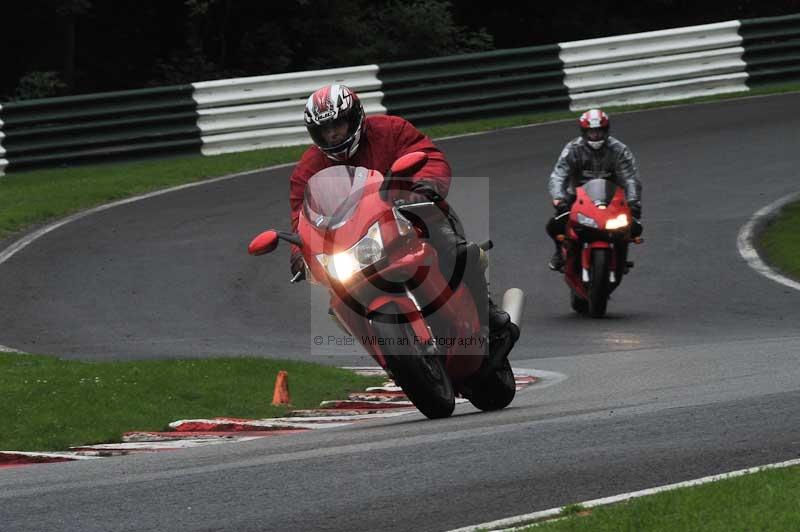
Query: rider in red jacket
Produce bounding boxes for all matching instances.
[288,84,510,338]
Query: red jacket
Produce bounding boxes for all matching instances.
[288,114,452,256]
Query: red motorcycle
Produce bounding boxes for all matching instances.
[248,152,524,419]
[556,178,642,318]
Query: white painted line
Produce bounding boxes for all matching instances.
[70,437,266,454]
[0,451,99,461]
[0,162,295,268]
[0,344,22,353]
[449,458,800,532]
[168,418,354,430]
[737,191,800,292]
[0,161,295,352]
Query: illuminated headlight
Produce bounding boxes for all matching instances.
[316,222,385,281]
[393,207,414,236]
[605,214,629,230]
[577,213,599,228]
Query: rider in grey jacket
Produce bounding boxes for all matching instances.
[546,109,643,271]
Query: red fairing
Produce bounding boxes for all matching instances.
[288,115,451,256]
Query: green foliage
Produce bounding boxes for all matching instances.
[560,504,587,517]
[55,0,92,16]
[14,71,68,101]
[303,0,493,68]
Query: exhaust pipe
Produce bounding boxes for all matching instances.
[501,288,525,330]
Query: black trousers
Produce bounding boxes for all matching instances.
[423,205,490,329]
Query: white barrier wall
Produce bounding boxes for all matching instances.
[0,105,6,176]
[192,65,386,156]
[559,20,748,111]
[559,21,742,67]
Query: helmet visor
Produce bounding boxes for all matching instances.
[585,128,607,142]
[309,117,351,150]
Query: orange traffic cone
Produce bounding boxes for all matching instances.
[271,370,291,406]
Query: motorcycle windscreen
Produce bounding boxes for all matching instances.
[581,179,618,206]
[303,166,370,230]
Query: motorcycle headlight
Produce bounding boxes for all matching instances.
[316,222,385,282]
[577,213,599,228]
[605,214,629,230]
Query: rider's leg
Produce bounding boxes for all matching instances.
[427,212,509,335]
[545,211,570,271]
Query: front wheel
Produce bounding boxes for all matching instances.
[588,248,611,318]
[467,358,516,411]
[570,287,589,314]
[371,306,455,419]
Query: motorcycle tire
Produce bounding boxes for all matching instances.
[371,305,455,419]
[467,358,516,412]
[570,288,589,314]
[588,248,611,318]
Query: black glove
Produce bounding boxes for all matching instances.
[628,201,642,220]
[290,253,306,282]
[395,182,442,206]
[554,201,571,215]
[410,181,444,203]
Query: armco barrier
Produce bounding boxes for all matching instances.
[0,13,798,174]
[558,21,743,67]
[377,44,569,124]
[558,21,748,110]
[192,65,385,156]
[740,13,800,86]
[0,85,201,173]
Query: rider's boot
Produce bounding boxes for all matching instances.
[548,242,565,272]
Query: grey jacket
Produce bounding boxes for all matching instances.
[549,136,642,203]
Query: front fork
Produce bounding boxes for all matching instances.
[580,242,617,284]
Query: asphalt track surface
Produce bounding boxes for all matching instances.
[2,94,800,531]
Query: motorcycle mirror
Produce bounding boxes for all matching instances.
[248,230,280,255]
[390,151,428,176]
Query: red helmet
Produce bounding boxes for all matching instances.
[579,109,610,150]
[304,84,365,162]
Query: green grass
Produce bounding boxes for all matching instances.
[0,145,307,241]
[0,352,383,451]
[760,200,800,280]
[2,82,799,243]
[517,465,800,531]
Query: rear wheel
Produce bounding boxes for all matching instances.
[588,248,611,318]
[467,358,516,412]
[372,306,455,419]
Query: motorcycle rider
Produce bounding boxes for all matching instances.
[289,84,512,346]
[546,108,643,271]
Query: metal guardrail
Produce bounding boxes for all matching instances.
[192,65,385,156]
[0,85,200,172]
[740,13,800,86]
[0,13,798,174]
[378,45,569,124]
[559,21,748,110]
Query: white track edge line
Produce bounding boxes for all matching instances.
[449,457,800,532]
[737,191,800,292]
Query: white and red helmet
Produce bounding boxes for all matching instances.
[579,109,610,150]
[304,84,365,162]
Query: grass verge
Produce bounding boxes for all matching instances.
[0,352,383,451]
[760,200,800,280]
[518,465,800,531]
[1,82,799,243]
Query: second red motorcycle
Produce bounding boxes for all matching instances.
[555,178,643,318]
